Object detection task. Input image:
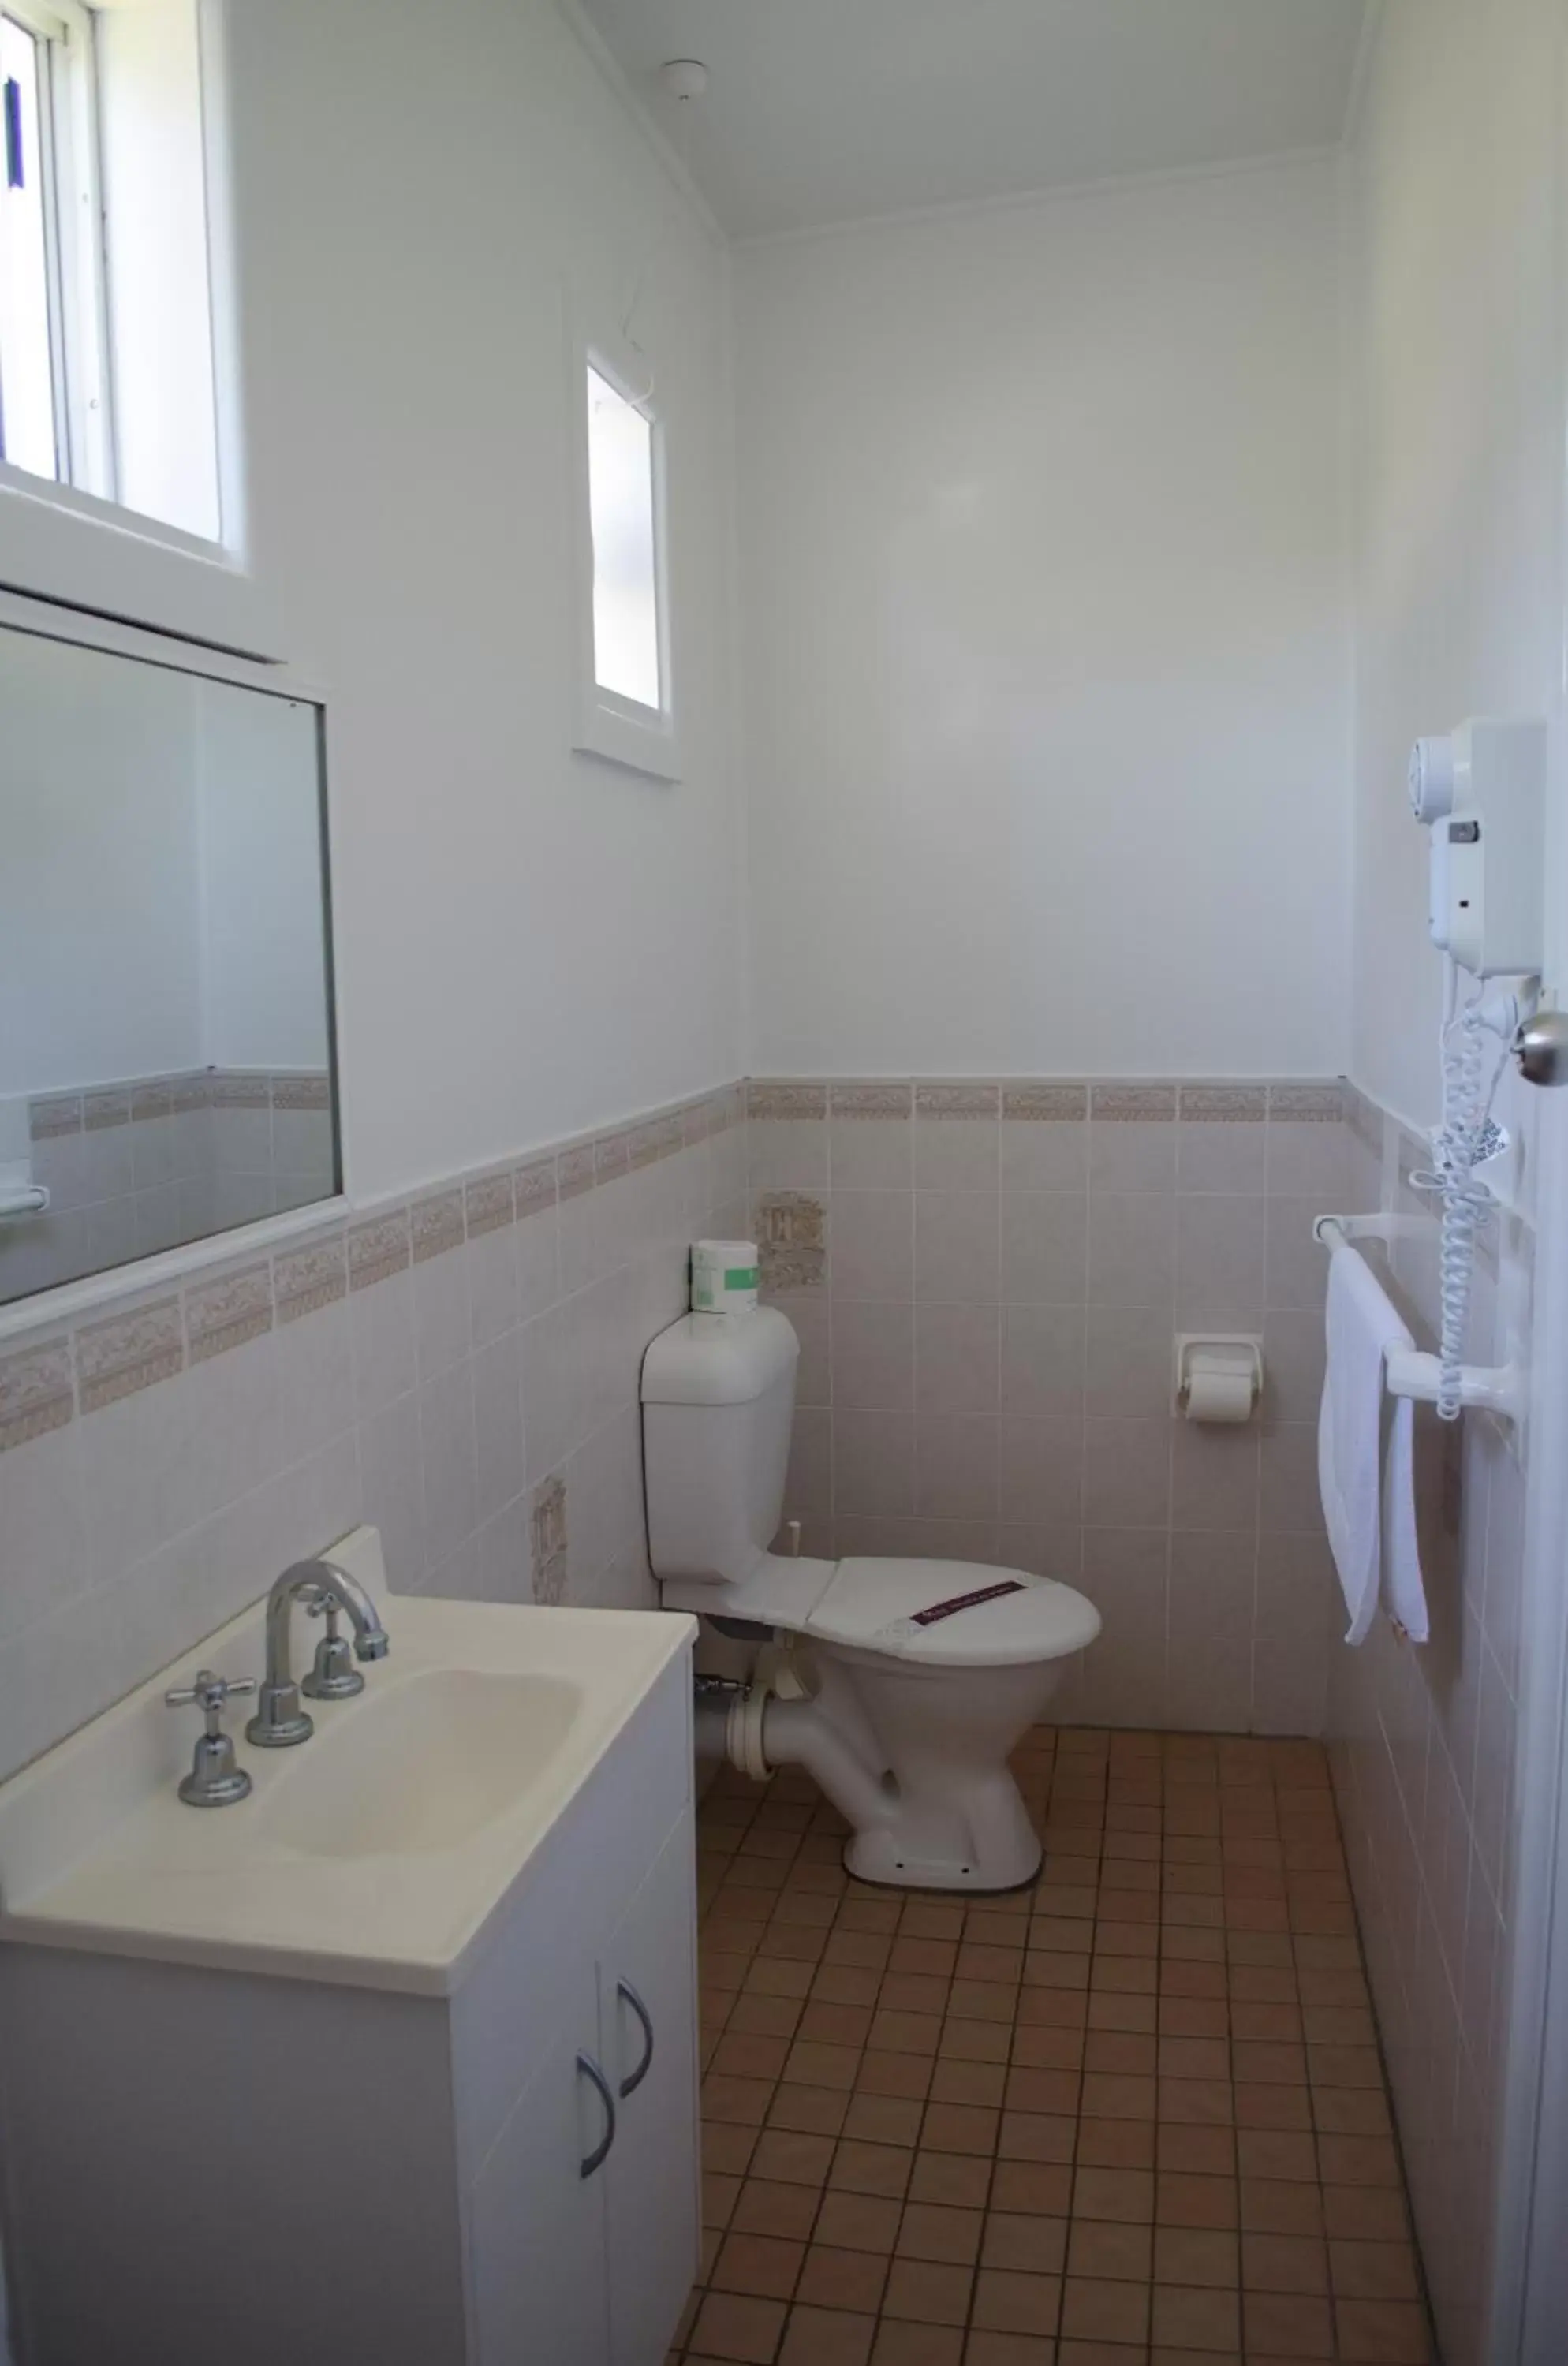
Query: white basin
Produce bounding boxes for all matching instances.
[0,1528,696,1995]
[264,1669,582,1857]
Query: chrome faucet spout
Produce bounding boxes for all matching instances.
[246,1558,390,1748]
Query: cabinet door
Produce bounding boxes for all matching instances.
[602,1812,701,2366]
[469,2027,615,2366]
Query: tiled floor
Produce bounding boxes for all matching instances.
[678,1726,1432,2366]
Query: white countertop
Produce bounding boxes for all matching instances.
[0,1542,695,1997]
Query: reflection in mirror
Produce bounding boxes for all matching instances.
[1,626,338,1307]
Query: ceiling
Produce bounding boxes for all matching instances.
[577,0,1372,243]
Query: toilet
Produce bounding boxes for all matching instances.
[641,1305,1101,1890]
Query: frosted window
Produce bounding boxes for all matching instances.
[0,14,58,480]
[587,365,661,711]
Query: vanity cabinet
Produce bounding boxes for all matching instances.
[0,1640,699,2366]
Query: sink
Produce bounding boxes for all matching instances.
[264,1670,582,1857]
[0,1526,696,1995]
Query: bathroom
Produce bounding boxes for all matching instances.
[0,0,1563,2359]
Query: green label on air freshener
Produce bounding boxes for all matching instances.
[726,1268,758,1289]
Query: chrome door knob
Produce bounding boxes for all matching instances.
[1513,1009,1568,1087]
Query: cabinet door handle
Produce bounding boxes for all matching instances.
[616,1977,655,2099]
[577,2050,616,2178]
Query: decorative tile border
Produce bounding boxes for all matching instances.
[272,1074,331,1113]
[1344,1084,1384,1159]
[557,1144,596,1202]
[349,1211,410,1293]
[1268,1083,1346,1124]
[186,1264,274,1364]
[1092,1083,1178,1121]
[0,1338,73,1450]
[1002,1084,1088,1121]
[274,1237,348,1324]
[27,1095,81,1142]
[532,1474,567,1605]
[410,1189,465,1265]
[915,1084,999,1119]
[1179,1084,1268,1123]
[82,1089,132,1132]
[831,1084,912,1119]
[465,1172,514,1240]
[513,1156,558,1218]
[77,1297,184,1413]
[749,1082,829,1121]
[595,1130,631,1184]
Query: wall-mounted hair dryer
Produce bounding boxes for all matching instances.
[1408,718,1545,977]
[1408,717,1546,1419]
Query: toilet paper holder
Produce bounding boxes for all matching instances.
[1174,1335,1263,1420]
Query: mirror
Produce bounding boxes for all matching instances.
[0,623,338,1306]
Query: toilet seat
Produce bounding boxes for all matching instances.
[805,1558,1099,1667]
[680,1552,1098,1670]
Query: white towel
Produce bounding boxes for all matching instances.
[1317,1246,1424,1645]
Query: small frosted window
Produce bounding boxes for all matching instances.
[586,365,661,712]
[0,13,58,482]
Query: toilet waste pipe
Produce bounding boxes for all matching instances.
[693,1677,895,1836]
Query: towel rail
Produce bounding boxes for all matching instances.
[1314,1211,1525,1427]
[0,1185,49,1221]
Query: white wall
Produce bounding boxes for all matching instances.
[195,677,328,1073]
[221,0,743,1196]
[0,631,203,1095]
[735,156,1351,1081]
[1350,0,1565,1129]
[2,0,742,1206]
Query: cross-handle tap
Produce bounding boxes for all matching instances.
[245,1558,390,1748]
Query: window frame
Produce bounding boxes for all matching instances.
[0,0,113,502]
[569,312,684,784]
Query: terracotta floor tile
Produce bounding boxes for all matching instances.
[777,2302,878,2366]
[1153,2223,1238,2288]
[1328,2238,1421,2300]
[970,2267,1064,2336]
[872,2324,966,2365]
[1234,2080,1312,2132]
[1157,2122,1234,2177]
[991,2159,1074,2216]
[1242,2287,1335,2356]
[998,2110,1077,2163]
[1149,2278,1241,2349]
[812,1965,884,2010]
[1241,2229,1329,2293]
[705,2170,743,2229]
[796,2245,890,2314]
[1059,2271,1151,2345]
[1076,2117,1155,2170]
[787,2039,864,2091]
[1086,1988,1159,2036]
[814,2191,903,2254]
[1321,2186,1409,2241]
[898,2202,985,2265]
[831,2138,914,2198]
[705,2122,760,2177]
[1309,2043,1383,2090]
[1081,2071,1156,2119]
[981,2211,1068,2274]
[752,2128,838,2188]
[931,2059,1009,2108]
[1333,2297,1432,2360]
[1066,2218,1152,2282]
[962,2331,1057,2364]
[1159,1995,1229,2039]
[802,2002,877,2048]
[712,2230,807,2300]
[844,2093,925,2148]
[732,2178,824,2241]
[924,2100,1002,2155]
[944,2020,1014,2065]
[704,2073,776,2127]
[1312,2084,1391,2137]
[1073,2164,1155,2222]
[689,2288,790,2363]
[771,2084,853,2137]
[1085,2029,1156,2077]
[1006,2065,1083,2116]
[1012,2022,1086,2072]
[749,1957,816,2001]
[1240,2177,1324,2236]
[1155,2171,1238,2229]
[1316,2134,1401,2188]
[1019,1987,1090,2031]
[881,2256,975,2325]
[857,2050,935,2102]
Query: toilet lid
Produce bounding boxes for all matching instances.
[804,1559,1100,1667]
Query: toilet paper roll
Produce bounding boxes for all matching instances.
[1183,1368,1256,1424]
[691,1239,759,1315]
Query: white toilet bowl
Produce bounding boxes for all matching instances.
[643,1308,1102,1891]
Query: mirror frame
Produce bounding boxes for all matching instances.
[0,586,345,1342]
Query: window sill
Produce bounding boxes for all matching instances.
[0,465,280,661]
[573,691,685,784]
